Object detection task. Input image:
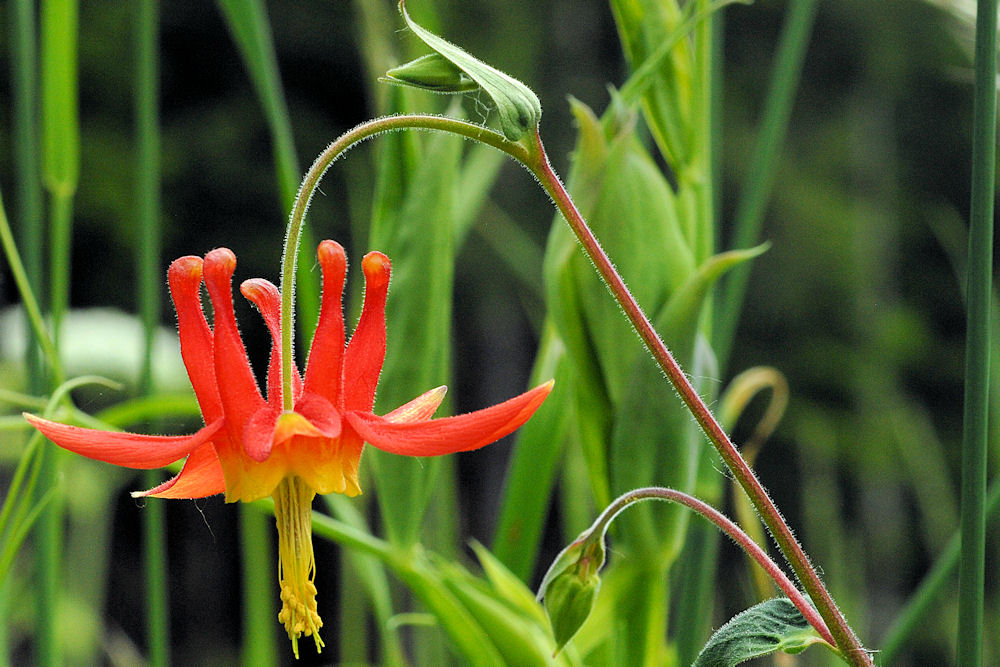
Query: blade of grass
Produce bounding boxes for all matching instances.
[10,0,45,392]
[239,506,278,666]
[37,1,79,662]
[880,479,1000,663]
[216,0,319,339]
[491,323,569,578]
[325,495,408,667]
[714,0,819,370]
[957,0,997,663]
[135,3,171,665]
[0,192,61,381]
[41,0,79,341]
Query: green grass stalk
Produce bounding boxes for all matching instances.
[239,506,279,666]
[714,0,819,369]
[692,0,715,266]
[957,0,997,663]
[37,0,80,659]
[216,0,319,338]
[10,0,45,392]
[134,2,171,664]
[880,480,1000,663]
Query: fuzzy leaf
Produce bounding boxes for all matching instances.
[693,597,830,666]
[396,0,541,140]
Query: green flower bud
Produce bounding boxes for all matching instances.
[381,53,480,94]
[543,568,600,653]
[538,537,605,653]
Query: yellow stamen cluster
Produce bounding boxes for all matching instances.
[273,476,324,658]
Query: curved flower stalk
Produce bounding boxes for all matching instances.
[24,241,552,657]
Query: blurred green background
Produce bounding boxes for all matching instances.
[1,0,996,664]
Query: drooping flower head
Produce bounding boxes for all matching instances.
[25,241,552,657]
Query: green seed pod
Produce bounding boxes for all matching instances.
[543,569,600,653]
[381,53,479,93]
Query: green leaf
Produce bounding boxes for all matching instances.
[693,597,830,666]
[491,325,572,578]
[609,0,692,170]
[393,557,507,666]
[395,0,541,141]
[368,125,461,548]
[469,540,549,629]
[438,560,557,666]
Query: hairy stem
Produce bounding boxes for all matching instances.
[282,113,870,665]
[280,115,524,410]
[591,487,835,647]
[523,130,870,665]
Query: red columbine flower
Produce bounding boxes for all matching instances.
[25,241,552,657]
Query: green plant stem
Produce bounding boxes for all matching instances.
[41,0,79,343]
[958,1,997,664]
[135,2,170,664]
[136,0,160,396]
[140,471,169,665]
[692,0,715,266]
[47,192,73,346]
[281,113,870,665]
[714,0,819,368]
[240,506,278,666]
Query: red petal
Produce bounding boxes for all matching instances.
[343,252,390,412]
[203,249,265,438]
[293,392,342,439]
[168,256,223,423]
[24,413,225,469]
[243,404,281,462]
[134,442,226,499]
[242,393,341,462]
[303,241,347,409]
[344,380,553,456]
[241,277,302,405]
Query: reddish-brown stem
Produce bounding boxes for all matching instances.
[524,129,872,666]
[593,487,836,647]
[286,113,870,665]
